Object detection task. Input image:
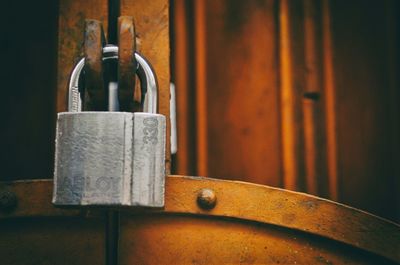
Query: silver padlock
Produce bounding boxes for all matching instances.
[53,46,166,207]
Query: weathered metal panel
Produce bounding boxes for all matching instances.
[2,176,399,264]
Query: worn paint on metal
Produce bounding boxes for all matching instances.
[1,176,399,264]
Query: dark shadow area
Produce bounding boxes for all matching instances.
[0,1,59,180]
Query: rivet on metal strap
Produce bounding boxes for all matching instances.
[0,189,18,213]
[197,188,217,210]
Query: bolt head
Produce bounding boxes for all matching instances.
[197,188,217,210]
[0,189,17,213]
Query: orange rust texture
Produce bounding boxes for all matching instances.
[181,0,282,185]
[118,16,136,112]
[119,215,395,265]
[303,0,327,196]
[56,0,108,113]
[84,19,107,110]
[172,0,400,221]
[120,0,171,172]
[279,0,306,191]
[162,176,400,262]
[173,0,194,174]
[194,0,208,176]
[206,0,281,186]
[2,178,398,264]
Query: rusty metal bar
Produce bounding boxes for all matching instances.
[194,0,208,176]
[118,16,136,111]
[84,19,107,110]
[1,177,399,263]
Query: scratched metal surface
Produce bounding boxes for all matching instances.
[53,112,165,207]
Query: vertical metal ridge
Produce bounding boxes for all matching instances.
[302,0,324,196]
[173,0,190,174]
[194,0,208,176]
[279,0,305,191]
[322,0,339,201]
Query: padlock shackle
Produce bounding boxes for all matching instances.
[68,45,158,113]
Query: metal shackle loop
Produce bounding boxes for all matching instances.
[68,45,158,113]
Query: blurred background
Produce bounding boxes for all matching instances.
[1,0,399,222]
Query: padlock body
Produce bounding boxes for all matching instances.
[53,112,166,207]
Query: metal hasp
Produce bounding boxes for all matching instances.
[53,46,166,207]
